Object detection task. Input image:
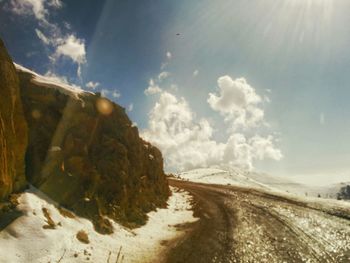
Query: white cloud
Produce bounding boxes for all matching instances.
[208,75,264,129]
[48,0,62,8]
[193,70,199,77]
[142,90,282,172]
[112,90,121,98]
[100,89,109,97]
[144,79,162,95]
[8,0,62,22]
[86,81,100,90]
[249,135,283,161]
[128,103,134,112]
[7,0,86,79]
[7,1,85,77]
[35,28,49,44]
[53,35,86,77]
[158,71,170,81]
[9,0,46,21]
[166,51,172,59]
[54,35,86,64]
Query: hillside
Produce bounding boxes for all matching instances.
[177,168,347,200]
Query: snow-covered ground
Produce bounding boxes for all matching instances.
[177,168,348,200]
[0,187,197,263]
[178,168,267,189]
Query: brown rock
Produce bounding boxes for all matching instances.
[0,39,28,201]
[76,230,89,244]
[16,63,170,233]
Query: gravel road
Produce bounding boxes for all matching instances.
[165,179,350,263]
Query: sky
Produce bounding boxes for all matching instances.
[1,0,350,185]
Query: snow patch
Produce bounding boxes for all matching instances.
[0,187,197,263]
[14,63,93,99]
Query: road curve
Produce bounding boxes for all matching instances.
[165,179,350,263]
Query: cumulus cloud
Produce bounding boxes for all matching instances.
[53,35,86,77]
[7,0,61,22]
[54,35,86,64]
[193,69,199,77]
[142,89,282,172]
[208,76,264,129]
[86,81,100,90]
[166,51,172,59]
[249,135,283,161]
[128,103,134,112]
[144,78,162,95]
[7,0,86,78]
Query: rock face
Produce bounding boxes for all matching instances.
[0,39,28,202]
[16,67,169,233]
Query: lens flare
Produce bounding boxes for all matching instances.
[96,98,113,115]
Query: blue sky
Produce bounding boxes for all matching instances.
[1,0,350,184]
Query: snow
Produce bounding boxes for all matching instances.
[178,168,269,189]
[0,186,197,263]
[177,168,349,200]
[14,63,93,99]
[271,203,350,259]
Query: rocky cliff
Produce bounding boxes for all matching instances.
[16,66,170,233]
[0,39,28,202]
[0,38,169,234]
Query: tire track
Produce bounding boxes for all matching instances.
[165,179,350,263]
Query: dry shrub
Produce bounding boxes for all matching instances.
[58,207,75,219]
[42,207,55,229]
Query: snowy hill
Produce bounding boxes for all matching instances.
[177,168,348,200]
[178,168,269,189]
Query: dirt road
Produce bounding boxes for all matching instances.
[165,180,350,263]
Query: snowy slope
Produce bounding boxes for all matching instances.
[14,63,93,99]
[177,168,347,200]
[179,168,273,190]
[0,187,197,263]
